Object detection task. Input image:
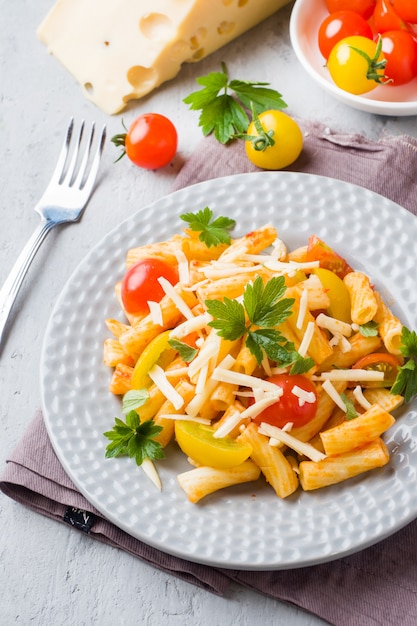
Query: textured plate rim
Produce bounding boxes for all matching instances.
[40,171,417,570]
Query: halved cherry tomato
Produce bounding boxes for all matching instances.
[121,258,179,315]
[381,30,417,85]
[318,11,373,59]
[174,420,253,469]
[305,235,353,279]
[392,0,417,23]
[325,0,376,20]
[313,267,352,323]
[352,353,401,387]
[373,0,410,33]
[252,374,318,429]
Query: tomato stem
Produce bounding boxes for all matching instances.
[111,119,129,162]
[234,102,275,152]
[349,35,392,85]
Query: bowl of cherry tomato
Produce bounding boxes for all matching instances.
[290,0,417,116]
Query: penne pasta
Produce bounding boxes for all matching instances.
[299,438,390,491]
[343,271,378,325]
[373,291,403,355]
[177,460,261,503]
[320,403,395,456]
[239,422,299,498]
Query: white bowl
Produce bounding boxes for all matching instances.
[289,0,417,116]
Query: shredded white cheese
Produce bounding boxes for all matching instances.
[211,367,283,393]
[322,379,347,411]
[201,262,264,280]
[165,367,189,378]
[269,421,293,447]
[314,369,384,382]
[174,248,190,286]
[316,313,352,337]
[185,354,235,417]
[141,458,162,491]
[156,414,211,425]
[261,352,272,377]
[263,259,320,275]
[147,300,163,327]
[157,277,194,320]
[291,385,316,407]
[195,362,209,395]
[169,312,212,340]
[214,392,281,438]
[187,330,221,380]
[298,321,315,358]
[353,385,372,410]
[258,422,326,462]
[148,364,184,410]
[296,287,309,329]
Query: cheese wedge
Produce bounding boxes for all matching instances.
[37,0,290,114]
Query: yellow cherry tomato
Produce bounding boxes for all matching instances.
[327,35,388,95]
[174,421,253,469]
[313,267,352,324]
[245,110,303,171]
[131,330,175,389]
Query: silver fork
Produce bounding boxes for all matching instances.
[0,118,106,348]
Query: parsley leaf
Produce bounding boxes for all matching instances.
[206,275,312,372]
[180,207,236,247]
[341,392,358,420]
[205,297,247,340]
[359,321,379,337]
[122,389,149,414]
[104,411,165,466]
[183,62,287,144]
[168,338,198,363]
[390,327,417,402]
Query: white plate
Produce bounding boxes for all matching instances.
[290,0,417,116]
[41,172,417,570]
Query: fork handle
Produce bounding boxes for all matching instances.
[0,219,55,348]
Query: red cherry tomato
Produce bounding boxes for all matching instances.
[318,10,373,59]
[121,258,179,314]
[252,374,318,429]
[373,0,409,33]
[305,235,353,279]
[325,0,376,20]
[392,0,417,23]
[352,353,401,387]
[381,30,417,85]
[112,113,178,170]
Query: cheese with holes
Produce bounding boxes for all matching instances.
[37,0,291,114]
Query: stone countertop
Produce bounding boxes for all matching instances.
[1,2,416,624]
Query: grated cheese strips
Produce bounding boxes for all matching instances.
[314,369,384,382]
[148,364,184,411]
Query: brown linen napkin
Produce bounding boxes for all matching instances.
[2,119,417,626]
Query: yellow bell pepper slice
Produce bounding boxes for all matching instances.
[175,420,253,469]
[131,330,175,390]
[313,267,352,324]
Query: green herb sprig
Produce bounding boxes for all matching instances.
[104,389,165,466]
[390,327,417,402]
[359,321,379,337]
[183,62,287,144]
[168,338,198,363]
[205,275,314,373]
[180,207,236,247]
